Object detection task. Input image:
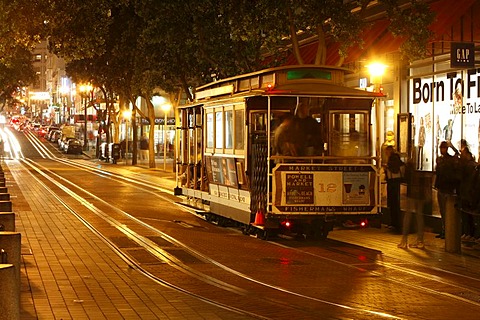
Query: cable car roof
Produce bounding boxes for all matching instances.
[194,65,383,102]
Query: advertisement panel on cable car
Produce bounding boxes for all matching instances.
[272,164,376,214]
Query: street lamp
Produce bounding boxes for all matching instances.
[123,109,132,165]
[79,84,93,151]
[161,103,172,171]
[59,84,69,124]
[367,61,387,211]
[366,62,387,158]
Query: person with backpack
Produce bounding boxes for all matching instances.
[384,146,404,232]
[434,141,460,239]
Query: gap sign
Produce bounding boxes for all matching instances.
[451,42,475,69]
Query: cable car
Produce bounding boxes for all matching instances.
[175,65,383,239]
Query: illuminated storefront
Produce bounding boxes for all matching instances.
[409,53,480,172]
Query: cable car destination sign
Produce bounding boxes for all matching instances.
[272,164,376,214]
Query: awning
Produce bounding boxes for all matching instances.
[286,0,477,66]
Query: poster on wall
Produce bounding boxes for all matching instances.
[410,68,480,170]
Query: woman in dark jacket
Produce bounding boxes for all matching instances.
[385,146,404,231]
[434,141,459,238]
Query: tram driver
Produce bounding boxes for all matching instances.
[273,102,323,157]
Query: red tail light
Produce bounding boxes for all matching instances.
[281,220,292,229]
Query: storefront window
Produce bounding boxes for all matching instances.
[409,64,480,170]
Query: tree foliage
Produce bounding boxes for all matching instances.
[381,0,436,59]
[0,0,438,116]
[1,0,438,103]
[0,0,44,111]
[0,46,36,112]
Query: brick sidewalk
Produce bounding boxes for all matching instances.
[5,160,249,319]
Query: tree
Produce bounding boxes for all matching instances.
[12,0,436,170]
[0,0,46,50]
[42,0,113,61]
[381,0,435,60]
[0,46,36,113]
[0,0,46,112]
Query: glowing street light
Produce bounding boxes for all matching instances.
[366,62,387,88]
[367,61,387,211]
[367,61,387,166]
[59,84,69,123]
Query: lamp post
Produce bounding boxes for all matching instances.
[367,62,387,211]
[59,84,69,124]
[123,109,132,165]
[367,62,386,160]
[161,103,172,171]
[79,84,93,151]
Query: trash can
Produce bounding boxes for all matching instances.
[108,143,115,162]
[100,142,109,161]
[111,143,121,164]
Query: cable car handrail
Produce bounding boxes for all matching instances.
[269,155,378,163]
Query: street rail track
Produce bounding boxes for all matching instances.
[17,157,400,319]
[6,128,480,319]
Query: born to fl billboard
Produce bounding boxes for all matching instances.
[410,67,480,171]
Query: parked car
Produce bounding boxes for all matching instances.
[64,139,83,155]
[58,136,75,150]
[46,126,60,140]
[37,126,48,138]
[31,123,41,131]
[49,130,62,143]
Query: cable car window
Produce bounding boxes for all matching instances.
[330,112,369,157]
[195,108,202,126]
[252,112,266,132]
[188,114,193,128]
[235,109,244,149]
[225,110,233,149]
[188,128,195,164]
[206,112,214,148]
[215,110,223,148]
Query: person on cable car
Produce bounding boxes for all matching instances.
[273,102,323,157]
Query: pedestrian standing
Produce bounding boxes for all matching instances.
[120,139,126,159]
[434,141,459,239]
[457,146,477,241]
[385,146,404,232]
[398,160,426,248]
[140,136,149,161]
